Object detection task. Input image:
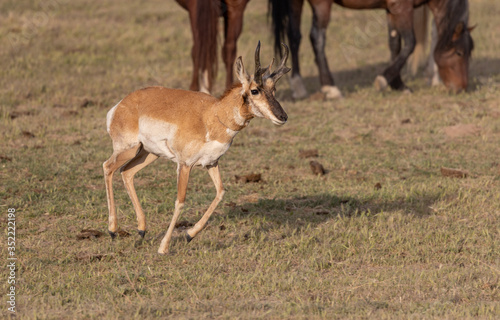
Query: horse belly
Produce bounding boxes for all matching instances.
[334,0,386,10]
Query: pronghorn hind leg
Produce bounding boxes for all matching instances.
[186,163,224,242]
[103,144,141,239]
[158,164,192,255]
[120,148,159,238]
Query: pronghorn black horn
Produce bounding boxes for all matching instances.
[254,41,271,86]
[268,43,291,83]
[254,41,261,80]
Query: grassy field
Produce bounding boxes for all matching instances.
[1,0,499,318]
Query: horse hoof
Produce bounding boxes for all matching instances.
[138,230,146,238]
[374,75,388,91]
[290,75,308,100]
[185,232,194,243]
[108,231,117,240]
[321,86,343,99]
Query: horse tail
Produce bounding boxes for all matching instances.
[408,5,429,76]
[269,0,291,56]
[194,0,219,89]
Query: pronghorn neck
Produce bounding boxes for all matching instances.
[214,85,253,132]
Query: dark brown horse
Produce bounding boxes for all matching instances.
[269,0,474,98]
[175,0,250,93]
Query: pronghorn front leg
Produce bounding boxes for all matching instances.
[186,163,224,242]
[158,164,192,255]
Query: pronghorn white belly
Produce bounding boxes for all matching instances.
[189,140,231,167]
[137,116,231,166]
[138,117,178,160]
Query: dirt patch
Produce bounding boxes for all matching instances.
[238,193,260,204]
[75,252,114,262]
[175,220,193,229]
[21,131,35,138]
[443,124,481,139]
[299,149,319,158]
[76,229,105,240]
[235,173,262,183]
[441,167,469,178]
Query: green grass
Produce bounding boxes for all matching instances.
[1,0,499,318]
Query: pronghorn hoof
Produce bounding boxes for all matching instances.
[138,230,146,238]
[108,231,117,240]
[185,232,194,243]
[374,75,388,91]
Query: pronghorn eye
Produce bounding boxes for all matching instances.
[251,89,259,95]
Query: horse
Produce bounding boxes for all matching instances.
[407,6,441,87]
[175,0,250,94]
[269,0,474,99]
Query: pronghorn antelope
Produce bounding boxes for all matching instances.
[103,42,291,254]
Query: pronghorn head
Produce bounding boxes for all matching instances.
[234,41,291,126]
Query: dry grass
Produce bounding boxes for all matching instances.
[0,0,499,318]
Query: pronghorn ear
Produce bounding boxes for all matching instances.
[234,57,250,86]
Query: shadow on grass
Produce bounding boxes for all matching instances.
[278,57,500,99]
[105,190,443,252]
[224,190,443,230]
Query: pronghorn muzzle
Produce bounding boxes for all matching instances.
[265,90,288,125]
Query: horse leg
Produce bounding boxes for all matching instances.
[187,6,200,91]
[309,0,341,99]
[288,0,307,99]
[428,19,441,86]
[375,10,403,91]
[222,0,249,90]
[375,10,415,91]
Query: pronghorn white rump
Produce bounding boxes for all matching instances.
[103,42,291,254]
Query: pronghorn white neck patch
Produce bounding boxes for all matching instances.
[233,106,246,127]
